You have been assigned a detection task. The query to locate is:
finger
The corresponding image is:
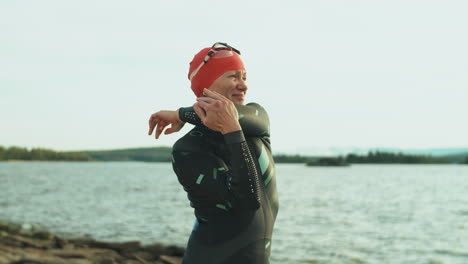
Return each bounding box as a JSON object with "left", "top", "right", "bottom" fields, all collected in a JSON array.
[
  {"left": 165, "top": 126, "right": 175, "bottom": 134},
  {"left": 157, "top": 122, "right": 168, "bottom": 138},
  {"left": 154, "top": 122, "right": 161, "bottom": 139},
  {"left": 204, "top": 89, "right": 227, "bottom": 100},
  {"left": 165, "top": 123, "right": 182, "bottom": 135},
  {"left": 214, "top": 100, "right": 223, "bottom": 107},
  {"left": 193, "top": 104, "right": 207, "bottom": 120},
  {"left": 148, "top": 117, "right": 159, "bottom": 135},
  {"left": 197, "top": 96, "right": 217, "bottom": 104},
  {"left": 155, "top": 121, "right": 168, "bottom": 139},
  {"left": 196, "top": 100, "right": 211, "bottom": 110},
  {"left": 210, "top": 90, "right": 230, "bottom": 103},
  {"left": 203, "top": 88, "right": 226, "bottom": 100}
]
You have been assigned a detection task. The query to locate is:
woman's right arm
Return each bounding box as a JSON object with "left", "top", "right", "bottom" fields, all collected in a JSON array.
[{"left": 179, "top": 103, "right": 270, "bottom": 137}]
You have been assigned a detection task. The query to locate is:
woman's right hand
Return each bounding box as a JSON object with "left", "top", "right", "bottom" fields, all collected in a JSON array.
[
  {"left": 194, "top": 89, "right": 241, "bottom": 134},
  {"left": 148, "top": 110, "right": 185, "bottom": 139}
]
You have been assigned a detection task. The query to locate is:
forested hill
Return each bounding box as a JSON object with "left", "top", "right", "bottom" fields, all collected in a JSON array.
[
  {"left": 83, "top": 148, "right": 468, "bottom": 164},
  {"left": 0, "top": 146, "right": 172, "bottom": 162},
  {"left": 1, "top": 145, "right": 468, "bottom": 164},
  {"left": 0, "top": 146, "right": 91, "bottom": 161},
  {"left": 83, "top": 147, "right": 172, "bottom": 162}
]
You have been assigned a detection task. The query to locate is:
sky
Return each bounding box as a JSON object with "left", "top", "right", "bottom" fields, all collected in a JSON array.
[{"left": 1, "top": 0, "right": 467, "bottom": 155}]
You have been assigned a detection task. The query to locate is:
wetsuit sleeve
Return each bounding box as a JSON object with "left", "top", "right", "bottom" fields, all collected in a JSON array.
[
  {"left": 179, "top": 103, "right": 270, "bottom": 137},
  {"left": 172, "top": 131, "right": 261, "bottom": 210}
]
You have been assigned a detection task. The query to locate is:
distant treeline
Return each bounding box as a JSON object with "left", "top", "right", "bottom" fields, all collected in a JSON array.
[
  {"left": 2, "top": 145, "right": 468, "bottom": 164},
  {"left": 83, "top": 147, "right": 172, "bottom": 162},
  {"left": 275, "top": 151, "right": 462, "bottom": 164},
  {"left": 0, "top": 146, "right": 91, "bottom": 161},
  {"left": 306, "top": 156, "right": 349, "bottom": 166},
  {"left": 0, "top": 146, "right": 172, "bottom": 162},
  {"left": 345, "top": 151, "right": 450, "bottom": 164},
  {"left": 274, "top": 151, "right": 468, "bottom": 166}
]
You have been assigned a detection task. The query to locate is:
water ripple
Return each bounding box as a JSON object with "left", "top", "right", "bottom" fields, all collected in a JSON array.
[{"left": 2, "top": 162, "right": 468, "bottom": 263}]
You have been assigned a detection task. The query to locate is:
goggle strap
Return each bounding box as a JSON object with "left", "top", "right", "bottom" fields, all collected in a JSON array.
[
  {"left": 189, "top": 61, "right": 205, "bottom": 80},
  {"left": 189, "top": 52, "right": 217, "bottom": 80},
  {"left": 190, "top": 44, "right": 241, "bottom": 81},
  {"left": 204, "top": 51, "right": 215, "bottom": 63}
]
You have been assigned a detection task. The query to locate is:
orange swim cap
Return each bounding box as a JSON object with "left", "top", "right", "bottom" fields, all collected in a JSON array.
[{"left": 188, "top": 45, "right": 245, "bottom": 97}]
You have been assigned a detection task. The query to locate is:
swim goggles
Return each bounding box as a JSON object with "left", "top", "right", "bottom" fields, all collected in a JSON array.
[{"left": 189, "top": 42, "right": 241, "bottom": 81}]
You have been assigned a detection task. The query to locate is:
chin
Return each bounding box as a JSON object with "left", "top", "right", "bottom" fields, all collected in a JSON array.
[
  {"left": 230, "top": 96, "right": 245, "bottom": 105},
  {"left": 234, "top": 99, "right": 244, "bottom": 105}
]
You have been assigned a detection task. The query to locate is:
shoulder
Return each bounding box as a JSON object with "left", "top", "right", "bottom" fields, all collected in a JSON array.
[
  {"left": 173, "top": 128, "right": 208, "bottom": 153},
  {"left": 245, "top": 102, "right": 270, "bottom": 122},
  {"left": 246, "top": 102, "right": 268, "bottom": 113},
  {"left": 246, "top": 102, "right": 265, "bottom": 109}
]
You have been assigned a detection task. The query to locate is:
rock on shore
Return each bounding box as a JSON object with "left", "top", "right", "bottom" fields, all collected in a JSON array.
[{"left": 0, "top": 221, "right": 184, "bottom": 264}]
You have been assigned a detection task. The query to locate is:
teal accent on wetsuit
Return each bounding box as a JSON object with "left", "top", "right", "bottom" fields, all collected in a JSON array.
[{"left": 172, "top": 103, "right": 279, "bottom": 264}]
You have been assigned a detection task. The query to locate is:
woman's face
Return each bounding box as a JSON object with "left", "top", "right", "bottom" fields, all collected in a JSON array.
[{"left": 208, "top": 70, "right": 248, "bottom": 105}]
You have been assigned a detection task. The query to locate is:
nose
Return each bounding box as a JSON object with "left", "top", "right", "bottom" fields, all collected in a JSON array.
[{"left": 238, "top": 78, "right": 248, "bottom": 92}]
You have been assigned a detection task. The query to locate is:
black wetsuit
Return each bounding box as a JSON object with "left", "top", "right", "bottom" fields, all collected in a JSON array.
[{"left": 172, "top": 103, "right": 279, "bottom": 264}]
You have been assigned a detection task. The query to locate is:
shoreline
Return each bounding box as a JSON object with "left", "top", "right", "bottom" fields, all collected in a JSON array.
[
  {"left": 2, "top": 160, "right": 466, "bottom": 165},
  {"left": 0, "top": 221, "right": 184, "bottom": 264}
]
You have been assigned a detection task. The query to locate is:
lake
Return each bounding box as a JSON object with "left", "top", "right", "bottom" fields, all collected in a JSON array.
[{"left": 1, "top": 162, "right": 467, "bottom": 264}]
